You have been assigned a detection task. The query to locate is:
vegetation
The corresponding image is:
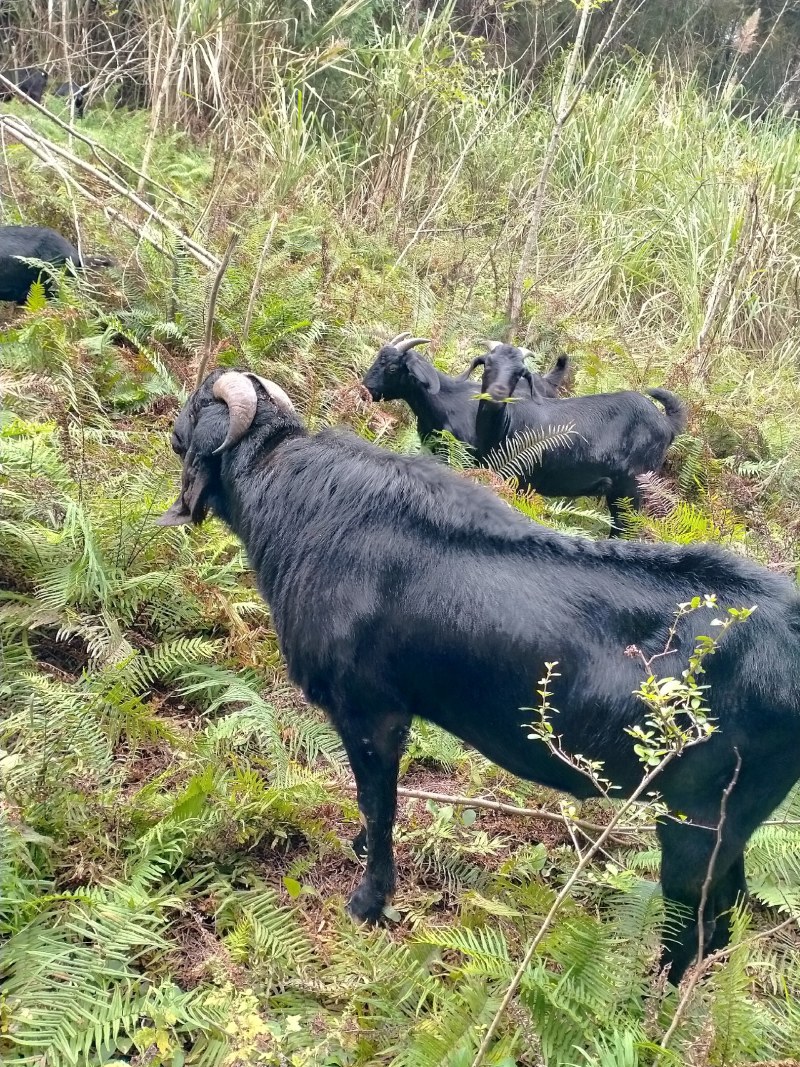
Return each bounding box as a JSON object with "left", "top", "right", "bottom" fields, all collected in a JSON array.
[{"left": 2, "top": 2, "right": 800, "bottom": 1064}]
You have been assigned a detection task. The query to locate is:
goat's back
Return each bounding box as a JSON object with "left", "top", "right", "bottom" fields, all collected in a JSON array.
[
  {"left": 479, "top": 389, "right": 677, "bottom": 489},
  {"left": 0, "top": 225, "right": 80, "bottom": 265},
  {"left": 237, "top": 429, "right": 800, "bottom": 798}
]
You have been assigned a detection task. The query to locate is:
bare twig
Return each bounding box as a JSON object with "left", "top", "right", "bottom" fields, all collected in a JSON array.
[
  {"left": 695, "top": 749, "right": 742, "bottom": 966},
  {"left": 0, "top": 73, "right": 193, "bottom": 207},
  {"left": 341, "top": 781, "right": 799, "bottom": 835},
  {"left": 470, "top": 751, "right": 684, "bottom": 1067},
  {"left": 342, "top": 781, "right": 636, "bottom": 836},
  {"left": 657, "top": 911, "right": 799, "bottom": 1059},
  {"left": 242, "top": 214, "right": 278, "bottom": 345},
  {"left": 657, "top": 749, "right": 745, "bottom": 1058},
  {"left": 0, "top": 115, "right": 220, "bottom": 270},
  {"left": 195, "top": 234, "right": 240, "bottom": 388}
]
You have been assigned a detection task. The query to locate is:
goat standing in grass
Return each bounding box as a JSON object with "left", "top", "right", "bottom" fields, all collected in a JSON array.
[
  {"left": 462, "top": 341, "right": 687, "bottom": 536},
  {"left": 157, "top": 367, "right": 800, "bottom": 983},
  {"left": 0, "top": 225, "right": 114, "bottom": 304},
  {"left": 0, "top": 67, "right": 48, "bottom": 104},
  {"left": 363, "top": 333, "right": 570, "bottom": 452}
]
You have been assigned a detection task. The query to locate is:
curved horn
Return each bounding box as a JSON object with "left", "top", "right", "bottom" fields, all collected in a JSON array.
[
  {"left": 395, "top": 336, "right": 431, "bottom": 354},
  {"left": 518, "top": 347, "right": 533, "bottom": 357},
  {"left": 456, "top": 355, "right": 486, "bottom": 381},
  {"left": 246, "top": 373, "right": 295, "bottom": 414},
  {"left": 387, "top": 331, "right": 411, "bottom": 347},
  {"left": 212, "top": 371, "right": 259, "bottom": 454},
  {"left": 483, "top": 339, "right": 501, "bottom": 352}
]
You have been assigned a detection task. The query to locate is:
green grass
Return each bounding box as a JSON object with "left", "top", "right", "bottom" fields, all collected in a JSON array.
[{"left": 2, "top": 18, "right": 800, "bottom": 1066}]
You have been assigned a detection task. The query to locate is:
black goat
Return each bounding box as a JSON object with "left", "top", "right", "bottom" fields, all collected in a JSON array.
[
  {"left": 0, "top": 67, "right": 48, "bottom": 104},
  {"left": 464, "top": 341, "right": 687, "bottom": 535},
  {"left": 0, "top": 225, "right": 114, "bottom": 304},
  {"left": 363, "top": 333, "right": 570, "bottom": 451},
  {"left": 53, "top": 81, "right": 87, "bottom": 119},
  {"left": 157, "top": 367, "right": 800, "bottom": 984}
]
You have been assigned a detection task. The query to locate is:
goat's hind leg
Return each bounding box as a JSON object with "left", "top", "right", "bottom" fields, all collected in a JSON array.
[
  {"left": 705, "top": 852, "right": 748, "bottom": 954},
  {"left": 657, "top": 816, "right": 748, "bottom": 983},
  {"left": 607, "top": 478, "right": 641, "bottom": 538},
  {"left": 333, "top": 707, "right": 411, "bottom": 924}
]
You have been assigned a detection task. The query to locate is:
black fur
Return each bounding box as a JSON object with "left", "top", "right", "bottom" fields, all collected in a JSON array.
[
  {"left": 362, "top": 343, "right": 570, "bottom": 451},
  {"left": 0, "top": 66, "right": 48, "bottom": 104},
  {"left": 0, "top": 225, "right": 114, "bottom": 304},
  {"left": 473, "top": 344, "right": 688, "bottom": 536},
  {"left": 160, "top": 368, "right": 800, "bottom": 983},
  {"left": 53, "top": 81, "right": 87, "bottom": 119}
]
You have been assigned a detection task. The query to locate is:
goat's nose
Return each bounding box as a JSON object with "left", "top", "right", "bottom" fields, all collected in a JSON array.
[{"left": 489, "top": 384, "right": 509, "bottom": 401}]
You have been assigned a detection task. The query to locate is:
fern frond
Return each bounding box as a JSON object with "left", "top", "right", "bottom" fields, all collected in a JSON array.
[{"left": 487, "top": 423, "right": 578, "bottom": 482}]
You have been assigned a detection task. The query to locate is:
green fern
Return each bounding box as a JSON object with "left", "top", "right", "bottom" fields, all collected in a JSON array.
[{"left": 486, "top": 424, "right": 578, "bottom": 483}]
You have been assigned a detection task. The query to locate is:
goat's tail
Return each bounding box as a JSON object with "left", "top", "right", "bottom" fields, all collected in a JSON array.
[
  {"left": 647, "top": 388, "right": 688, "bottom": 436},
  {"left": 544, "top": 353, "right": 571, "bottom": 391}
]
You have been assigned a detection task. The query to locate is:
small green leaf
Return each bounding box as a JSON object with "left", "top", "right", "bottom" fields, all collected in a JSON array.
[
  {"left": 461, "top": 808, "right": 477, "bottom": 826},
  {"left": 283, "top": 876, "right": 302, "bottom": 899},
  {"left": 24, "top": 278, "right": 48, "bottom": 311}
]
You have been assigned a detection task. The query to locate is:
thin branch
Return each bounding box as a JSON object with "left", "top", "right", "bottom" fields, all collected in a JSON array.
[
  {"left": 242, "top": 214, "right": 278, "bottom": 345},
  {"left": 470, "top": 750, "right": 683, "bottom": 1067},
  {"left": 342, "top": 781, "right": 799, "bottom": 834},
  {"left": 0, "top": 115, "right": 220, "bottom": 270},
  {"left": 368, "top": 782, "right": 634, "bottom": 836},
  {"left": 195, "top": 234, "right": 240, "bottom": 388},
  {"left": 695, "top": 748, "right": 742, "bottom": 966},
  {"left": 0, "top": 73, "right": 193, "bottom": 207},
  {"left": 657, "top": 911, "right": 799, "bottom": 1059},
  {"left": 658, "top": 749, "right": 745, "bottom": 1058}
]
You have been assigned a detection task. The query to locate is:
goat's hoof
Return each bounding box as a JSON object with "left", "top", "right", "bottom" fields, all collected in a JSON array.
[{"left": 347, "top": 883, "right": 387, "bottom": 925}]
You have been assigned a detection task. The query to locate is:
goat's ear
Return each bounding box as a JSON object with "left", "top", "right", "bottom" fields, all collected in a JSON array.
[
  {"left": 156, "top": 449, "right": 213, "bottom": 526},
  {"left": 456, "top": 355, "right": 485, "bottom": 381},
  {"left": 522, "top": 368, "right": 535, "bottom": 397},
  {"left": 408, "top": 352, "right": 440, "bottom": 394}
]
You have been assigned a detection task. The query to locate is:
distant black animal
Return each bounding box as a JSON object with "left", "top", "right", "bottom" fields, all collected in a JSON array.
[
  {"left": 53, "top": 81, "right": 86, "bottom": 119},
  {"left": 362, "top": 333, "right": 570, "bottom": 451},
  {"left": 157, "top": 367, "right": 800, "bottom": 984},
  {"left": 463, "top": 341, "right": 687, "bottom": 535},
  {"left": 0, "top": 225, "right": 114, "bottom": 304},
  {"left": 0, "top": 67, "right": 48, "bottom": 104}
]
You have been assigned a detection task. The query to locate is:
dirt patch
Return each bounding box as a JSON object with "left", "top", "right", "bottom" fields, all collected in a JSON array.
[{"left": 30, "top": 628, "right": 90, "bottom": 676}]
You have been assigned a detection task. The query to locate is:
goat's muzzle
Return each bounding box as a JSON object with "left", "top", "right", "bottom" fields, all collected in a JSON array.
[{"left": 155, "top": 497, "right": 192, "bottom": 526}]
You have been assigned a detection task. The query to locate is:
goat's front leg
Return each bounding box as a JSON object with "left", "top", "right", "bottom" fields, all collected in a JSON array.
[{"left": 334, "top": 709, "right": 410, "bottom": 923}]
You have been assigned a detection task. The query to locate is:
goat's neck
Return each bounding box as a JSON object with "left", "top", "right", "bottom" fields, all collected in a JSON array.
[
  {"left": 405, "top": 374, "right": 470, "bottom": 437},
  {"left": 213, "top": 426, "right": 303, "bottom": 550},
  {"left": 474, "top": 397, "right": 511, "bottom": 457}
]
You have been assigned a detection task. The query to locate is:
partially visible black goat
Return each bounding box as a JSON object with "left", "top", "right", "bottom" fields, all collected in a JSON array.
[
  {"left": 464, "top": 341, "right": 687, "bottom": 535},
  {"left": 157, "top": 367, "right": 800, "bottom": 984},
  {"left": 0, "top": 225, "right": 114, "bottom": 304},
  {"left": 363, "top": 333, "right": 570, "bottom": 451},
  {"left": 53, "top": 81, "right": 87, "bottom": 119},
  {"left": 0, "top": 67, "right": 48, "bottom": 104}
]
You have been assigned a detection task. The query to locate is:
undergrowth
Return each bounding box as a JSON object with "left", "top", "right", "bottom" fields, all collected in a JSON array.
[{"left": 2, "top": 7, "right": 800, "bottom": 1065}]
